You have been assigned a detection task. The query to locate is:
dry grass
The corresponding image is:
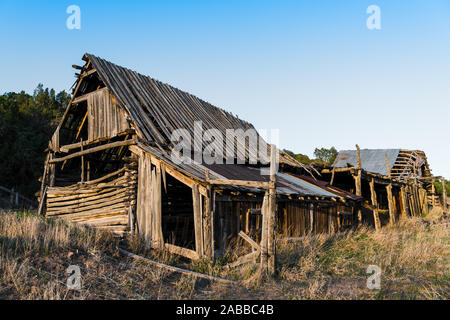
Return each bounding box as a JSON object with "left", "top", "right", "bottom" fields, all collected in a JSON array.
[{"left": 0, "top": 210, "right": 448, "bottom": 300}]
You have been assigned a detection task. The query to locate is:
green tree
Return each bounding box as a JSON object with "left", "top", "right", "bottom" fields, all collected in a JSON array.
[
  {"left": 434, "top": 178, "right": 450, "bottom": 196},
  {"left": 283, "top": 149, "right": 313, "bottom": 165},
  {"left": 313, "top": 147, "right": 338, "bottom": 166},
  {"left": 0, "top": 85, "right": 69, "bottom": 198}
]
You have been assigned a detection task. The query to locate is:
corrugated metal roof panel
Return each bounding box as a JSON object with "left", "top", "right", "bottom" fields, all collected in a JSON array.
[{"left": 333, "top": 149, "right": 400, "bottom": 176}]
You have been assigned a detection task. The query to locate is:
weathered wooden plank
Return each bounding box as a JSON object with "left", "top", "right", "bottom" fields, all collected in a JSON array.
[
  {"left": 50, "top": 139, "right": 136, "bottom": 163},
  {"left": 164, "top": 243, "right": 199, "bottom": 260},
  {"left": 119, "top": 249, "right": 236, "bottom": 284},
  {"left": 369, "top": 178, "right": 381, "bottom": 230},
  {"left": 192, "top": 184, "right": 203, "bottom": 257}
]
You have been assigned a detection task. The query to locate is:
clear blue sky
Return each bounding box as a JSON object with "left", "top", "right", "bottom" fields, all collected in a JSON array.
[{"left": 1, "top": 0, "right": 449, "bottom": 177}]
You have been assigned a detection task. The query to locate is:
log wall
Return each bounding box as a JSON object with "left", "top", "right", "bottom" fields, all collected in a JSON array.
[{"left": 45, "top": 165, "right": 137, "bottom": 236}]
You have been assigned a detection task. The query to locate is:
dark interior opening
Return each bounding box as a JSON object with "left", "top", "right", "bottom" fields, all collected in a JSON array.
[{"left": 161, "top": 174, "right": 195, "bottom": 250}]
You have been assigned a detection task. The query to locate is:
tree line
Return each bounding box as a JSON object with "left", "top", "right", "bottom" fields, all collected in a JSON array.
[{"left": 0, "top": 85, "right": 70, "bottom": 198}]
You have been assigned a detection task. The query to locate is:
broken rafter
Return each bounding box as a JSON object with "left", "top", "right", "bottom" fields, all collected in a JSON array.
[{"left": 49, "top": 139, "right": 137, "bottom": 164}]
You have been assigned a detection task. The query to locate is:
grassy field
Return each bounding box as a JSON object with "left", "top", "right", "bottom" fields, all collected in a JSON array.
[{"left": 0, "top": 210, "right": 448, "bottom": 300}]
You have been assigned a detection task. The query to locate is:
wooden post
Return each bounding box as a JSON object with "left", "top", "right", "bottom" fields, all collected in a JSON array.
[
  {"left": 38, "top": 153, "right": 50, "bottom": 216},
  {"left": 245, "top": 210, "right": 250, "bottom": 234},
  {"left": 87, "top": 161, "right": 91, "bottom": 182},
  {"left": 309, "top": 203, "right": 314, "bottom": 234},
  {"left": 260, "top": 191, "right": 269, "bottom": 271},
  {"left": 385, "top": 153, "right": 395, "bottom": 225},
  {"left": 129, "top": 206, "right": 134, "bottom": 240},
  {"left": 267, "top": 144, "right": 277, "bottom": 276},
  {"left": 431, "top": 182, "right": 436, "bottom": 208},
  {"left": 442, "top": 178, "right": 448, "bottom": 213},
  {"left": 354, "top": 144, "right": 362, "bottom": 223},
  {"left": 203, "top": 186, "right": 214, "bottom": 261},
  {"left": 152, "top": 166, "right": 163, "bottom": 249},
  {"left": 49, "top": 153, "right": 55, "bottom": 187},
  {"left": 192, "top": 184, "right": 204, "bottom": 258},
  {"left": 400, "top": 186, "right": 408, "bottom": 218},
  {"left": 356, "top": 144, "right": 362, "bottom": 169},
  {"left": 80, "top": 139, "right": 85, "bottom": 183},
  {"left": 369, "top": 178, "right": 381, "bottom": 230}
]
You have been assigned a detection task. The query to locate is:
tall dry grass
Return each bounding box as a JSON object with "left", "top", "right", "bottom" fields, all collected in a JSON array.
[
  {"left": 0, "top": 211, "right": 218, "bottom": 299},
  {"left": 0, "top": 210, "right": 448, "bottom": 300}
]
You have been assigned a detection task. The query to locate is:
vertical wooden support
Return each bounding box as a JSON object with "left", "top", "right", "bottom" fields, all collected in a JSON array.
[
  {"left": 129, "top": 206, "right": 134, "bottom": 240},
  {"left": 38, "top": 153, "right": 50, "bottom": 216},
  {"left": 420, "top": 188, "right": 429, "bottom": 215},
  {"left": 309, "top": 203, "right": 314, "bottom": 234},
  {"left": 328, "top": 208, "right": 335, "bottom": 233},
  {"left": 431, "top": 182, "right": 436, "bottom": 208},
  {"left": 80, "top": 139, "right": 85, "bottom": 183},
  {"left": 369, "top": 178, "right": 381, "bottom": 230},
  {"left": 151, "top": 165, "right": 163, "bottom": 249},
  {"left": 267, "top": 144, "right": 277, "bottom": 276},
  {"left": 386, "top": 184, "right": 395, "bottom": 224},
  {"left": 400, "top": 186, "right": 408, "bottom": 218},
  {"left": 245, "top": 210, "right": 250, "bottom": 234},
  {"left": 442, "top": 178, "right": 448, "bottom": 213},
  {"left": 283, "top": 207, "right": 288, "bottom": 236},
  {"left": 355, "top": 144, "right": 363, "bottom": 223},
  {"left": 385, "top": 153, "right": 395, "bottom": 225},
  {"left": 49, "top": 153, "right": 55, "bottom": 187},
  {"left": 144, "top": 156, "right": 152, "bottom": 244},
  {"left": 203, "top": 185, "right": 214, "bottom": 261},
  {"left": 260, "top": 191, "right": 269, "bottom": 270},
  {"left": 192, "top": 184, "right": 204, "bottom": 258},
  {"left": 87, "top": 161, "right": 91, "bottom": 181}
]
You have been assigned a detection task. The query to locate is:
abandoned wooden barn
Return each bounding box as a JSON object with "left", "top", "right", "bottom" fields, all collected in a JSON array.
[
  {"left": 38, "top": 54, "right": 361, "bottom": 267},
  {"left": 319, "top": 146, "right": 445, "bottom": 230}
]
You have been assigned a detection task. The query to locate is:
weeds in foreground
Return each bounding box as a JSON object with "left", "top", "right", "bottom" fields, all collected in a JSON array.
[{"left": 0, "top": 210, "right": 448, "bottom": 299}]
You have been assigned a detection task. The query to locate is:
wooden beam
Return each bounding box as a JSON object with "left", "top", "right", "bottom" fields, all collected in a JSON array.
[
  {"left": 164, "top": 243, "right": 199, "bottom": 261},
  {"left": 385, "top": 153, "right": 395, "bottom": 225},
  {"left": 50, "top": 139, "right": 136, "bottom": 163},
  {"left": 386, "top": 184, "right": 395, "bottom": 225},
  {"left": 267, "top": 144, "right": 277, "bottom": 276},
  {"left": 152, "top": 165, "right": 163, "bottom": 249},
  {"left": 443, "top": 178, "right": 448, "bottom": 212},
  {"left": 309, "top": 203, "right": 314, "bottom": 234},
  {"left": 369, "top": 178, "right": 381, "bottom": 230},
  {"left": 356, "top": 144, "right": 362, "bottom": 169},
  {"left": 192, "top": 184, "right": 204, "bottom": 258},
  {"left": 322, "top": 167, "right": 357, "bottom": 174},
  {"left": 259, "top": 191, "right": 269, "bottom": 272},
  {"left": 119, "top": 249, "right": 235, "bottom": 284},
  {"left": 238, "top": 231, "right": 260, "bottom": 252},
  {"left": 208, "top": 179, "right": 270, "bottom": 189},
  {"left": 226, "top": 251, "right": 259, "bottom": 269},
  {"left": 203, "top": 186, "right": 214, "bottom": 260}
]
